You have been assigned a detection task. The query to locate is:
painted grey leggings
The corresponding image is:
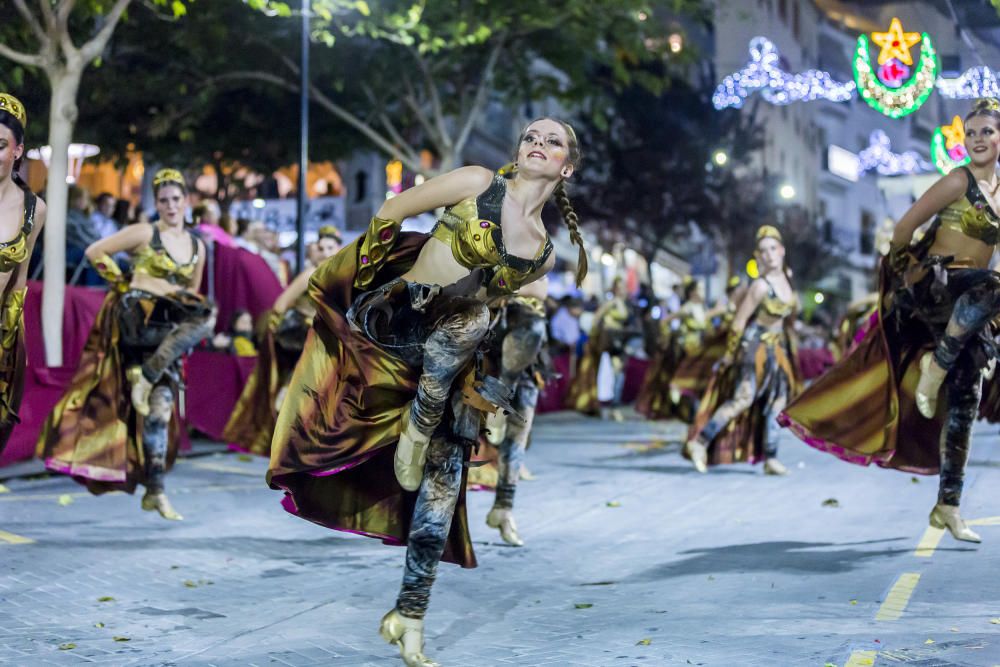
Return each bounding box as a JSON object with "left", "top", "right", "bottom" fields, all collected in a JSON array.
[
  {"left": 397, "top": 301, "right": 490, "bottom": 619},
  {"left": 494, "top": 315, "right": 546, "bottom": 511},
  {"left": 143, "top": 385, "right": 174, "bottom": 493},
  {"left": 140, "top": 311, "right": 216, "bottom": 384},
  {"left": 921, "top": 268, "right": 999, "bottom": 506}
]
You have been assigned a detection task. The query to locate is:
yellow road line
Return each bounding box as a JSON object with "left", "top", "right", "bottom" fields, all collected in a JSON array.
[
  {"left": 914, "top": 526, "right": 944, "bottom": 557},
  {"left": 0, "top": 529, "right": 35, "bottom": 544},
  {"left": 844, "top": 650, "right": 877, "bottom": 667},
  {"left": 875, "top": 572, "right": 921, "bottom": 621},
  {"left": 186, "top": 461, "right": 263, "bottom": 477},
  {"left": 968, "top": 516, "right": 1000, "bottom": 526}
]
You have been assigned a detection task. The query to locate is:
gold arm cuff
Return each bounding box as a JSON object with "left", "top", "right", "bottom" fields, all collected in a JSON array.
[
  {"left": 91, "top": 253, "right": 127, "bottom": 290},
  {"left": 354, "top": 216, "right": 401, "bottom": 289},
  {"left": 725, "top": 329, "right": 742, "bottom": 357}
]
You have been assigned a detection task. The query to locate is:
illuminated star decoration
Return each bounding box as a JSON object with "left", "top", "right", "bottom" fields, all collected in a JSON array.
[
  {"left": 871, "top": 17, "right": 921, "bottom": 66},
  {"left": 711, "top": 37, "right": 855, "bottom": 109},
  {"left": 857, "top": 130, "right": 934, "bottom": 177},
  {"left": 931, "top": 116, "right": 971, "bottom": 175},
  {"left": 853, "top": 18, "right": 938, "bottom": 118}
]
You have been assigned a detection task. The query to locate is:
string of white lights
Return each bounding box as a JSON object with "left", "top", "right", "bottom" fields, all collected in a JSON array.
[{"left": 856, "top": 130, "right": 934, "bottom": 176}]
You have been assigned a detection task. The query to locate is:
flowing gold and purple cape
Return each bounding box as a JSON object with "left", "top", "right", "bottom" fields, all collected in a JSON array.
[
  {"left": 266, "top": 232, "right": 477, "bottom": 569},
  {"left": 36, "top": 292, "right": 181, "bottom": 494},
  {"left": 671, "top": 327, "right": 727, "bottom": 402},
  {"left": 222, "top": 314, "right": 284, "bottom": 456},
  {"left": 778, "top": 266, "right": 942, "bottom": 474},
  {"left": 0, "top": 287, "right": 26, "bottom": 455},
  {"left": 689, "top": 331, "right": 800, "bottom": 465}
]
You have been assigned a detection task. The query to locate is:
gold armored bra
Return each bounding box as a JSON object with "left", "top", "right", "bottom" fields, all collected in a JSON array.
[
  {"left": 0, "top": 191, "right": 36, "bottom": 274},
  {"left": 760, "top": 278, "right": 795, "bottom": 318},
  {"left": 431, "top": 172, "right": 553, "bottom": 295},
  {"left": 131, "top": 224, "right": 199, "bottom": 286},
  {"left": 938, "top": 166, "right": 1000, "bottom": 245}
]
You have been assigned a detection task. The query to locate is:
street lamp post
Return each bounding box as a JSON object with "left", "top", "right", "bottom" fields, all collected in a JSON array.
[{"left": 296, "top": 0, "right": 310, "bottom": 273}]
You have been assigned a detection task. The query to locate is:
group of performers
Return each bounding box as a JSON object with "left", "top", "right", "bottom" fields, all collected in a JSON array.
[{"left": 3, "top": 85, "right": 999, "bottom": 665}]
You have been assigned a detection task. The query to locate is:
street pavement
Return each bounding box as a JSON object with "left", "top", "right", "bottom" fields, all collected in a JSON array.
[{"left": 2, "top": 410, "right": 1000, "bottom": 667}]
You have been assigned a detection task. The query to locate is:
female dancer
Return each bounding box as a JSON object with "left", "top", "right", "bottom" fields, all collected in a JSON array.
[
  {"left": 567, "top": 277, "right": 633, "bottom": 419},
  {"left": 267, "top": 118, "right": 584, "bottom": 666},
  {"left": 781, "top": 99, "right": 1000, "bottom": 542},
  {"left": 685, "top": 226, "right": 799, "bottom": 475},
  {"left": 39, "top": 169, "right": 214, "bottom": 520},
  {"left": 223, "top": 225, "right": 342, "bottom": 456},
  {"left": 0, "top": 93, "right": 44, "bottom": 455}
]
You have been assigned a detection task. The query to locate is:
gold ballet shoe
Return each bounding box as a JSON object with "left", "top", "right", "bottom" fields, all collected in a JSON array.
[
  {"left": 519, "top": 464, "right": 535, "bottom": 481},
  {"left": 611, "top": 408, "right": 625, "bottom": 423},
  {"left": 127, "top": 366, "right": 153, "bottom": 417},
  {"left": 395, "top": 407, "right": 430, "bottom": 492},
  {"left": 379, "top": 608, "right": 440, "bottom": 667},
  {"left": 684, "top": 439, "right": 708, "bottom": 473},
  {"left": 929, "top": 504, "right": 981, "bottom": 543},
  {"left": 484, "top": 409, "right": 507, "bottom": 446},
  {"left": 916, "top": 353, "right": 946, "bottom": 419},
  {"left": 141, "top": 491, "right": 184, "bottom": 521},
  {"left": 763, "top": 458, "right": 789, "bottom": 476},
  {"left": 486, "top": 507, "right": 524, "bottom": 547}
]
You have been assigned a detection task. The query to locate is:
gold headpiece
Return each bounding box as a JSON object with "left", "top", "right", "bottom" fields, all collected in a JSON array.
[
  {"left": 756, "top": 225, "right": 783, "bottom": 242},
  {"left": 973, "top": 97, "right": 1000, "bottom": 113},
  {"left": 681, "top": 275, "right": 695, "bottom": 287},
  {"left": 318, "top": 225, "right": 341, "bottom": 242},
  {"left": 0, "top": 93, "right": 27, "bottom": 130},
  {"left": 153, "top": 168, "right": 185, "bottom": 189}
]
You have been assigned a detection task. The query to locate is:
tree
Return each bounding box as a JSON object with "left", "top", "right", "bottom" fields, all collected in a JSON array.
[
  {"left": 0, "top": 0, "right": 188, "bottom": 365},
  {"left": 220, "top": 0, "right": 707, "bottom": 175},
  {"left": 67, "top": 0, "right": 368, "bottom": 205}
]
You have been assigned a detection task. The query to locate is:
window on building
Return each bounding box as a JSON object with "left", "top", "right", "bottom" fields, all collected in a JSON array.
[
  {"left": 778, "top": 0, "right": 787, "bottom": 23},
  {"left": 793, "top": 0, "right": 800, "bottom": 39},
  {"left": 860, "top": 210, "right": 875, "bottom": 255}
]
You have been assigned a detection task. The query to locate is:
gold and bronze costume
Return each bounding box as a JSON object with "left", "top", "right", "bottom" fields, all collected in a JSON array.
[{"left": 567, "top": 298, "right": 632, "bottom": 415}]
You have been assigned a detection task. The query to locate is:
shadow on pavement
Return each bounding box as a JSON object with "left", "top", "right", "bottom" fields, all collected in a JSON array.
[{"left": 630, "top": 538, "right": 911, "bottom": 580}]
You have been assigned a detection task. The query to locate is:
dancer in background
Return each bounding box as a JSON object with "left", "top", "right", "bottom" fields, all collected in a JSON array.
[
  {"left": 781, "top": 99, "right": 1000, "bottom": 543},
  {"left": 267, "top": 118, "right": 584, "bottom": 667},
  {"left": 39, "top": 169, "right": 214, "bottom": 520},
  {"left": 685, "top": 226, "right": 799, "bottom": 475},
  {"left": 0, "top": 93, "right": 44, "bottom": 455},
  {"left": 474, "top": 277, "right": 551, "bottom": 546},
  {"left": 637, "top": 278, "right": 726, "bottom": 422},
  {"left": 567, "top": 277, "right": 635, "bottom": 420},
  {"left": 223, "top": 225, "right": 342, "bottom": 456}
]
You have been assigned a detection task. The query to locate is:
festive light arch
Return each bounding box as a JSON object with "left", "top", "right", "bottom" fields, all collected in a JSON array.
[{"left": 714, "top": 19, "right": 992, "bottom": 113}]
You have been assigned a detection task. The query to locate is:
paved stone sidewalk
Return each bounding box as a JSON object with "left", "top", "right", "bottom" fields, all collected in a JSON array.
[{"left": 2, "top": 411, "right": 999, "bottom": 666}]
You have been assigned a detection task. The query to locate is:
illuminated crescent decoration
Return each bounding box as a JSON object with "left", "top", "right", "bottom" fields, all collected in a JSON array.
[{"left": 853, "top": 26, "right": 938, "bottom": 118}]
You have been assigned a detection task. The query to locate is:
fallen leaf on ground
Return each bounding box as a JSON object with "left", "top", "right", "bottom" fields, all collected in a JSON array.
[
  {"left": 58, "top": 643, "right": 76, "bottom": 650},
  {"left": 924, "top": 638, "right": 934, "bottom": 644},
  {"left": 606, "top": 501, "right": 621, "bottom": 508},
  {"left": 707, "top": 575, "right": 715, "bottom": 581},
  {"left": 183, "top": 580, "right": 198, "bottom": 588},
  {"left": 170, "top": 565, "right": 180, "bottom": 570},
  {"left": 94, "top": 622, "right": 104, "bottom": 628},
  {"left": 0, "top": 483, "right": 9, "bottom": 493},
  {"left": 636, "top": 638, "right": 652, "bottom": 645},
  {"left": 58, "top": 494, "right": 74, "bottom": 506},
  {"left": 950, "top": 627, "right": 959, "bottom": 632},
  {"left": 849, "top": 599, "right": 858, "bottom": 605},
  {"left": 97, "top": 596, "right": 115, "bottom": 602},
  {"left": 911, "top": 477, "right": 920, "bottom": 483},
  {"left": 237, "top": 454, "right": 253, "bottom": 462},
  {"left": 113, "top": 636, "right": 130, "bottom": 642},
  {"left": 990, "top": 618, "right": 1000, "bottom": 624},
  {"left": 574, "top": 603, "right": 593, "bottom": 609},
  {"left": 822, "top": 498, "right": 840, "bottom": 508}
]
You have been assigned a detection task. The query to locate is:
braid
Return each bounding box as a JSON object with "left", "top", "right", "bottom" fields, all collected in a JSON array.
[{"left": 555, "top": 180, "right": 587, "bottom": 286}]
